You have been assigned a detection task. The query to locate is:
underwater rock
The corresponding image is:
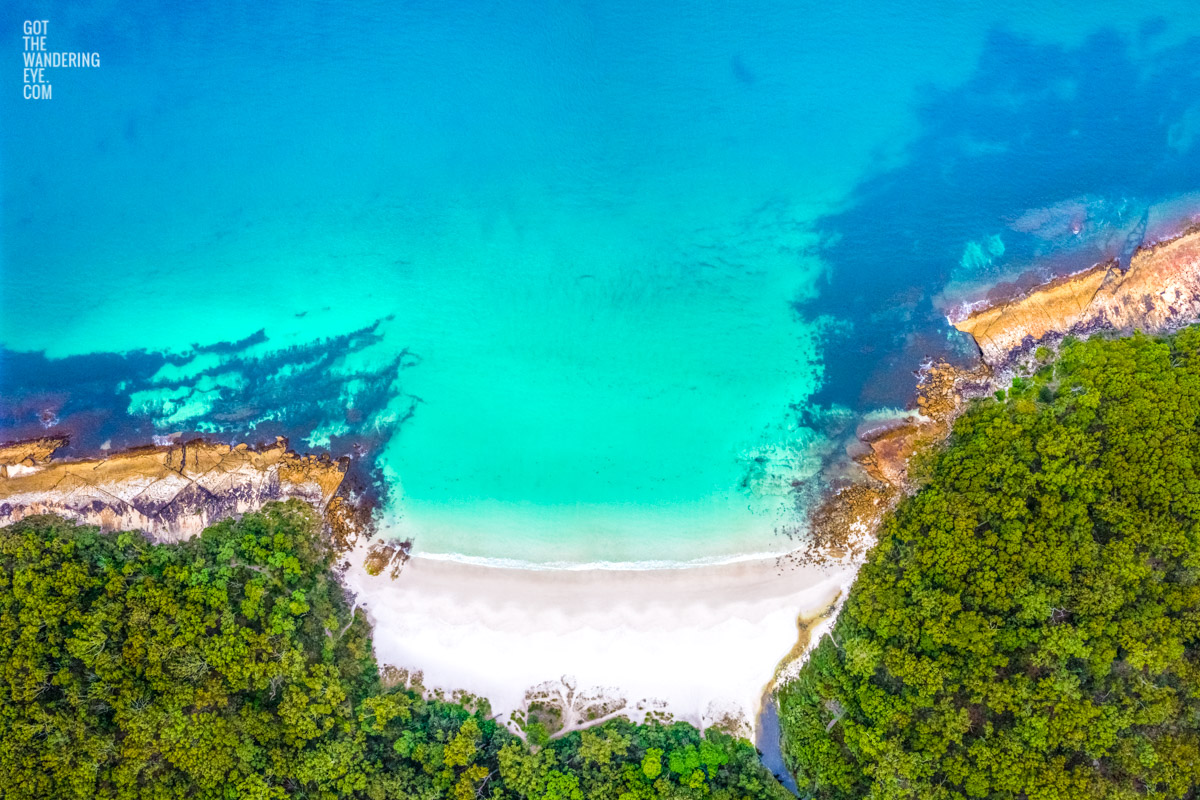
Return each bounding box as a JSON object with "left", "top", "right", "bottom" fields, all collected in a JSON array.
[
  {"left": 0, "top": 436, "right": 360, "bottom": 544},
  {"left": 955, "top": 225, "right": 1200, "bottom": 365}
]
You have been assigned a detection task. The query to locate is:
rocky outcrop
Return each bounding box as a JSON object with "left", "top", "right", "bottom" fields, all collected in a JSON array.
[
  {"left": 0, "top": 437, "right": 351, "bottom": 542},
  {"left": 808, "top": 226, "right": 1200, "bottom": 567},
  {"left": 0, "top": 437, "right": 69, "bottom": 473},
  {"left": 801, "top": 361, "right": 991, "bottom": 566},
  {"left": 955, "top": 226, "right": 1200, "bottom": 365},
  {"left": 854, "top": 361, "right": 990, "bottom": 490}
]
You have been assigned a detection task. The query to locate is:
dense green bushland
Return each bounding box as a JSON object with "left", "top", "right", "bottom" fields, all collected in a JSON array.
[
  {"left": 0, "top": 502, "right": 788, "bottom": 800},
  {"left": 779, "top": 329, "right": 1200, "bottom": 799}
]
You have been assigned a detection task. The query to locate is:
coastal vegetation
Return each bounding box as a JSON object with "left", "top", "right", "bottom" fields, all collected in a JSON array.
[
  {"left": 779, "top": 328, "right": 1200, "bottom": 798},
  {"left": 0, "top": 503, "right": 789, "bottom": 800},
  {"left": 11, "top": 313, "right": 1200, "bottom": 800}
]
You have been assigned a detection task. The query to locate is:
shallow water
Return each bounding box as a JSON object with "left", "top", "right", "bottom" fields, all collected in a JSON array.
[{"left": 4, "top": 1, "right": 1200, "bottom": 564}]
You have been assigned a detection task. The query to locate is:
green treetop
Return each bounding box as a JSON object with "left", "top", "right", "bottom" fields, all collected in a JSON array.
[
  {"left": 779, "top": 329, "right": 1200, "bottom": 799},
  {"left": 0, "top": 501, "right": 789, "bottom": 800}
]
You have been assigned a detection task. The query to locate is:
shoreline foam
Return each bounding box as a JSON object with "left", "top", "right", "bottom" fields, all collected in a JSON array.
[
  {"left": 404, "top": 546, "right": 802, "bottom": 572},
  {"left": 0, "top": 433, "right": 871, "bottom": 739},
  {"left": 16, "top": 226, "right": 1200, "bottom": 743},
  {"left": 954, "top": 224, "right": 1200, "bottom": 366},
  {"left": 343, "top": 220, "right": 1200, "bottom": 739},
  {"left": 340, "top": 545, "right": 862, "bottom": 738}
]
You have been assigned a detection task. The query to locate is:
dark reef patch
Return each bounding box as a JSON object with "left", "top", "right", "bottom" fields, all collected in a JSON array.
[
  {"left": 802, "top": 27, "right": 1200, "bottom": 410},
  {"left": 0, "top": 319, "right": 418, "bottom": 509}
]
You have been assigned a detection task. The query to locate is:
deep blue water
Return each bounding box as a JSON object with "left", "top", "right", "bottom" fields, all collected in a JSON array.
[{"left": 3, "top": 1, "right": 1200, "bottom": 563}]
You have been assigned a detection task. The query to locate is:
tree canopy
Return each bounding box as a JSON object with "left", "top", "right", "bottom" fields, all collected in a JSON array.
[
  {"left": 779, "top": 329, "right": 1200, "bottom": 799},
  {"left": 0, "top": 502, "right": 789, "bottom": 800}
]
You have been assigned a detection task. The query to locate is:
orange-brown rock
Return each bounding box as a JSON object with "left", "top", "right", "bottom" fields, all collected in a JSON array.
[
  {"left": 857, "top": 423, "right": 922, "bottom": 487},
  {"left": 806, "top": 360, "right": 991, "bottom": 565},
  {"left": 812, "top": 228, "right": 1200, "bottom": 565},
  {"left": 855, "top": 361, "right": 988, "bottom": 489},
  {"left": 955, "top": 226, "right": 1200, "bottom": 365},
  {"left": 0, "top": 437, "right": 69, "bottom": 474},
  {"left": 0, "top": 436, "right": 348, "bottom": 542},
  {"left": 363, "top": 539, "right": 409, "bottom": 579},
  {"left": 801, "top": 482, "right": 892, "bottom": 566}
]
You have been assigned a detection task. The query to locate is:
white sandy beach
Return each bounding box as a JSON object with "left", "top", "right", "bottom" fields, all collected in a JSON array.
[{"left": 341, "top": 547, "right": 861, "bottom": 736}]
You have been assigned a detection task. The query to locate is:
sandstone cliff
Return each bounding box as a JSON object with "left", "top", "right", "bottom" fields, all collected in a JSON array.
[
  {"left": 955, "top": 227, "right": 1200, "bottom": 365},
  {"left": 807, "top": 226, "right": 1200, "bottom": 567},
  {"left": 0, "top": 437, "right": 351, "bottom": 542}
]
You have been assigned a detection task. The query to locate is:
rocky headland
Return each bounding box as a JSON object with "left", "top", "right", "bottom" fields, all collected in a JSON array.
[
  {"left": 954, "top": 225, "right": 1200, "bottom": 366},
  {"left": 809, "top": 226, "right": 1200, "bottom": 566},
  {"left": 5, "top": 227, "right": 1199, "bottom": 753},
  {"left": 0, "top": 436, "right": 370, "bottom": 546}
]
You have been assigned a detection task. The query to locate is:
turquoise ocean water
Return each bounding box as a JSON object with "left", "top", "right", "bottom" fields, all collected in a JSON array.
[{"left": 4, "top": 1, "right": 1200, "bottom": 565}]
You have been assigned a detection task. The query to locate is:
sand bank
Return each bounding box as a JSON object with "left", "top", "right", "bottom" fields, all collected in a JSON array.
[{"left": 341, "top": 547, "right": 859, "bottom": 737}]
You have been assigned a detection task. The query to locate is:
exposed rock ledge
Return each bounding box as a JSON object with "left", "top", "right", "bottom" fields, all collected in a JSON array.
[
  {"left": 954, "top": 226, "right": 1200, "bottom": 365},
  {"left": 806, "top": 226, "right": 1200, "bottom": 567},
  {"left": 0, "top": 436, "right": 358, "bottom": 544},
  {"left": 801, "top": 359, "right": 992, "bottom": 567}
]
